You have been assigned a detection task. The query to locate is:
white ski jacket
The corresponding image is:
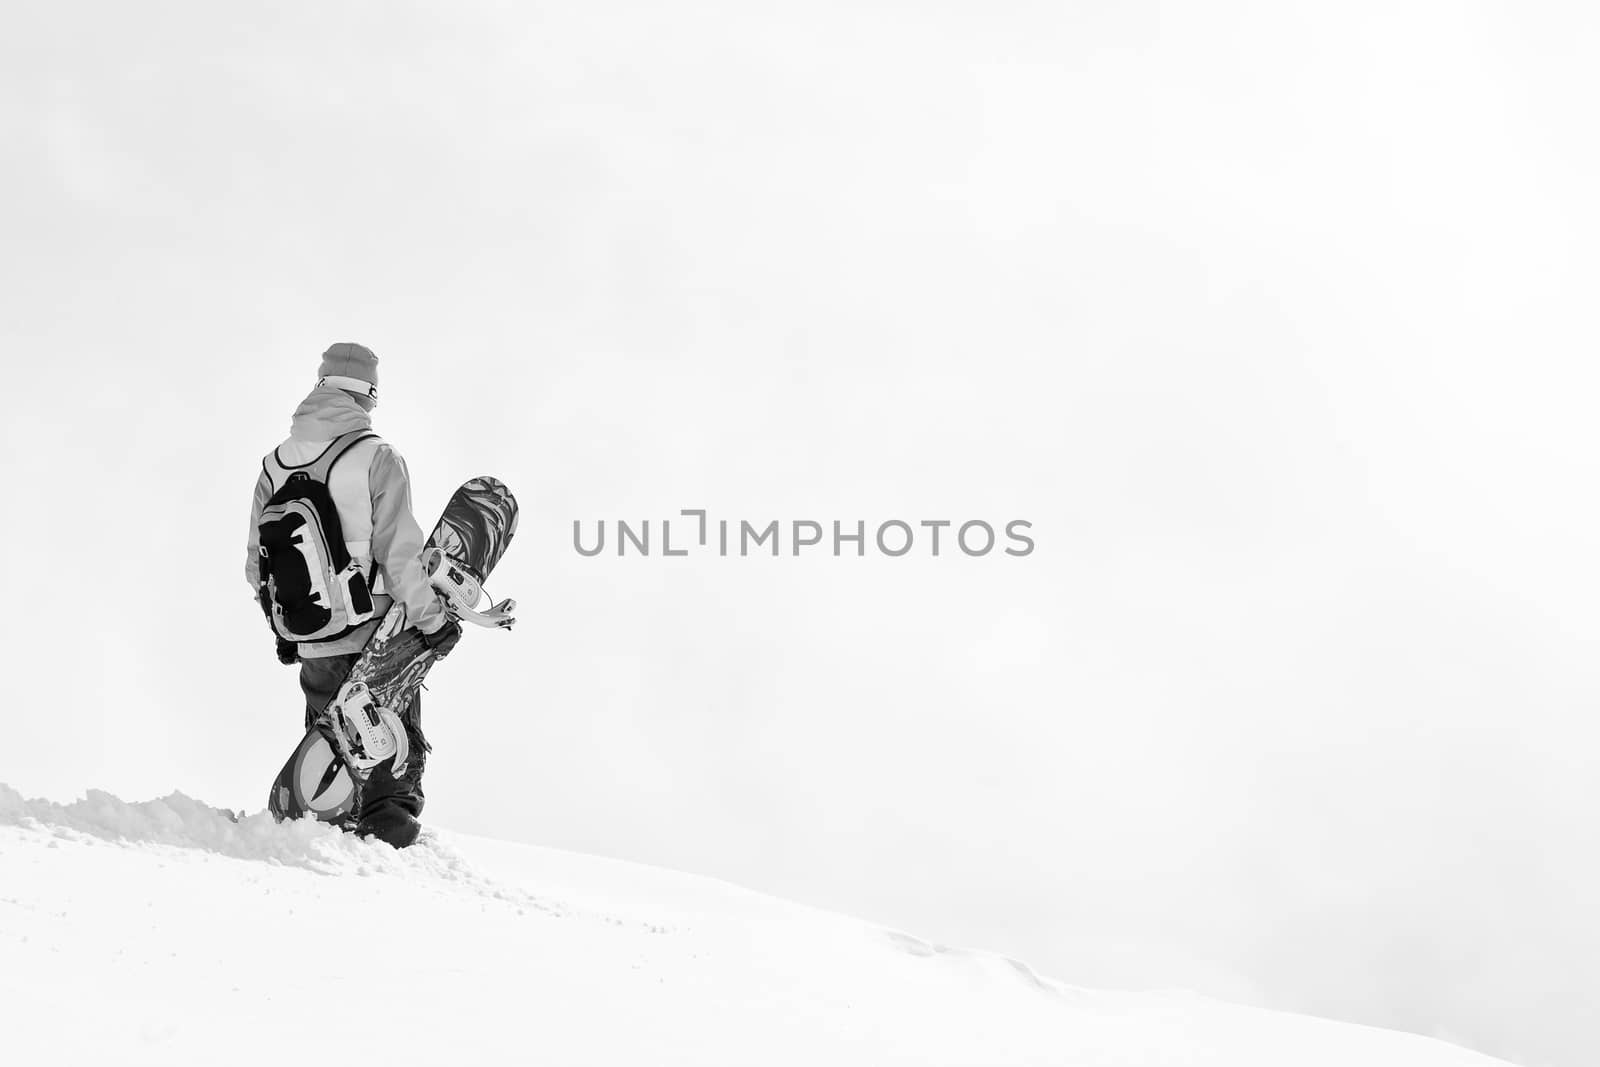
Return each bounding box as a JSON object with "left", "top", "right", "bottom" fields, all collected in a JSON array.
[{"left": 245, "top": 385, "right": 448, "bottom": 657}]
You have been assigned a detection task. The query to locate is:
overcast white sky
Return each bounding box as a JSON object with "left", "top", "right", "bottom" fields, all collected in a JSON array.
[{"left": 3, "top": 2, "right": 1598, "bottom": 1064}]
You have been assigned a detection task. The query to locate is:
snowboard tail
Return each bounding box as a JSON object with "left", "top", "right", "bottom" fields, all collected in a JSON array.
[{"left": 268, "top": 476, "right": 518, "bottom": 826}]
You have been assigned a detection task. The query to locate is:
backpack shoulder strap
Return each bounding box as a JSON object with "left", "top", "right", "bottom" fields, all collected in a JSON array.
[
  {"left": 262, "top": 450, "right": 294, "bottom": 494},
  {"left": 308, "top": 430, "right": 379, "bottom": 483}
]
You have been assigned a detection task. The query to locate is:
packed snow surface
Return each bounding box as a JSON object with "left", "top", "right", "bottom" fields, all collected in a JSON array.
[{"left": 0, "top": 785, "right": 1512, "bottom": 1067}]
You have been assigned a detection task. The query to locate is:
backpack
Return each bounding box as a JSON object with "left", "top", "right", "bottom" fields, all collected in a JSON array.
[{"left": 256, "top": 430, "right": 380, "bottom": 643}]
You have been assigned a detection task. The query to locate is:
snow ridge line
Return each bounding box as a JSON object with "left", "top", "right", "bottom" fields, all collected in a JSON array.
[
  {"left": 883, "top": 929, "right": 1084, "bottom": 1001},
  {"left": 0, "top": 783, "right": 585, "bottom": 923}
]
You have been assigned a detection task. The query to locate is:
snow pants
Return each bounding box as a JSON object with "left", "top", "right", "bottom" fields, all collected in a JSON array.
[{"left": 298, "top": 652, "right": 428, "bottom": 844}]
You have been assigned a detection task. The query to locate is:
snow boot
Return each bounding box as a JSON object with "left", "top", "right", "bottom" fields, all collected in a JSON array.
[
  {"left": 356, "top": 803, "right": 422, "bottom": 848},
  {"left": 355, "top": 755, "right": 425, "bottom": 848}
]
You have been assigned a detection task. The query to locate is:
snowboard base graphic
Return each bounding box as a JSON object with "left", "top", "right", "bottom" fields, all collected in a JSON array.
[{"left": 268, "top": 476, "right": 518, "bottom": 825}]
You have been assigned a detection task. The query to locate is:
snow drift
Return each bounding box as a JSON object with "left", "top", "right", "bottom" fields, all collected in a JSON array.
[{"left": 0, "top": 785, "right": 1512, "bottom": 1066}]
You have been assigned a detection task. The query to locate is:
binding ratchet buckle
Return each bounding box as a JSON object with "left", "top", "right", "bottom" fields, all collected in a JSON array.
[{"left": 423, "top": 547, "right": 517, "bottom": 630}]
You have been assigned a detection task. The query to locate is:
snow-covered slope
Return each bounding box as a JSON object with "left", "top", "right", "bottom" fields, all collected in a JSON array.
[{"left": 0, "top": 785, "right": 1510, "bottom": 1067}]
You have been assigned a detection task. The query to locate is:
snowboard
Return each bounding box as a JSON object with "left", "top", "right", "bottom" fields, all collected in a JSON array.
[{"left": 267, "top": 476, "right": 519, "bottom": 825}]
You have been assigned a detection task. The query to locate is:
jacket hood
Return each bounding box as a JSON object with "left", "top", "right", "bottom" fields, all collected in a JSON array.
[{"left": 289, "top": 384, "right": 373, "bottom": 441}]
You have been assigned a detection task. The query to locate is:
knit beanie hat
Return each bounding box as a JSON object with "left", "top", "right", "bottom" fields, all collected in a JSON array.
[{"left": 317, "top": 342, "right": 379, "bottom": 401}]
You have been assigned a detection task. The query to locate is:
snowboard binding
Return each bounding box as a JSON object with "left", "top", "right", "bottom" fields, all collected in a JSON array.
[
  {"left": 424, "top": 547, "right": 517, "bottom": 630},
  {"left": 326, "top": 680, "right": 410, "bottom": 777}
]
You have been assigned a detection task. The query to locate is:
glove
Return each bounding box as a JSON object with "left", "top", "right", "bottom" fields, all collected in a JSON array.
[
  {"left": 422, "top": 618, "right": 463, "bottom": 660},
  {"left": 259, "top": 586, "right": 297, "bottom": 664}
]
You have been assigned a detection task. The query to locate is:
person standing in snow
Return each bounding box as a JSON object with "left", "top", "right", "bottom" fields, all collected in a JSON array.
[{"left": 245, "top": 342, "right": 461, "bottom": 847}]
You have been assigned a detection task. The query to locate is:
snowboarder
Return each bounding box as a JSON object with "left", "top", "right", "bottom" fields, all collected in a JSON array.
[{"left": 245, "top": 342, "right": 461, "bottom": 847}]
